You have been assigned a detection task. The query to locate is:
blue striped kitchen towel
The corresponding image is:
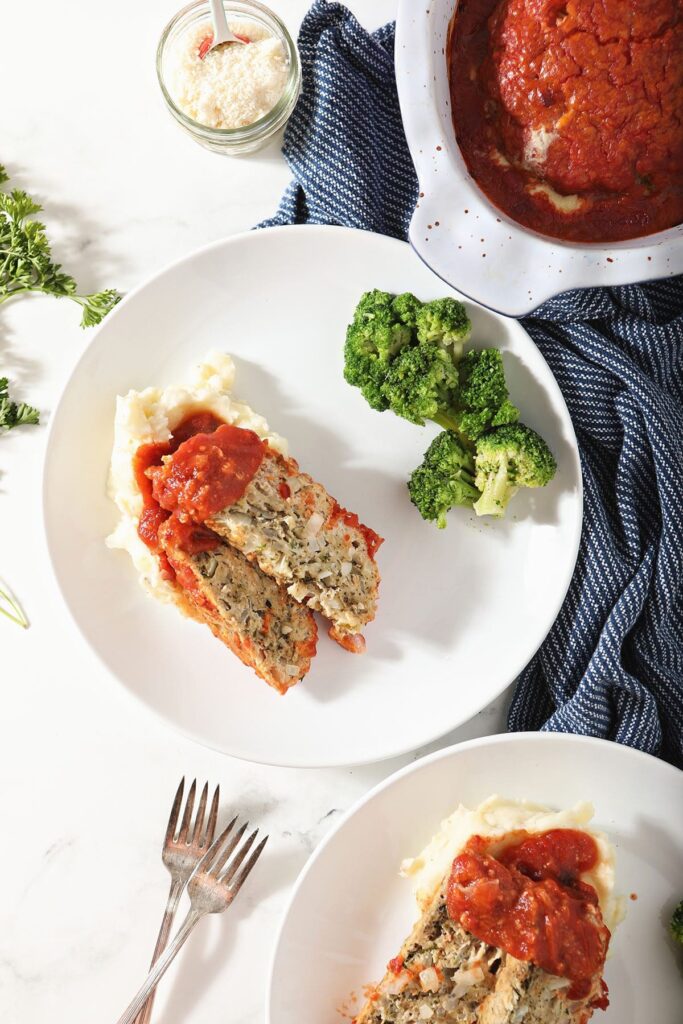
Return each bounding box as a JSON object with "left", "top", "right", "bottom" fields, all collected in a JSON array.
[{"left": 259, "top": 0, "right": 683, "bottom": 767}]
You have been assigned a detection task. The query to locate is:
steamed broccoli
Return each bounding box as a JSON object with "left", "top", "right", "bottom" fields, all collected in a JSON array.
[
  {"left": 416, "top": 298, "right": 472, "bottom": 360},
  {"left": 343, "top": 290, "right": 471, "bottom": 424},
  {"left": 392, "top": 291, "right": 423, "bottom": 328},
  {"left": 353, "top": 289, "right": 413, "bottom": 362},
  {"left": 344, "top": 290, "right": 414, "bottom": 410},
  {"left": 383, "top": 345, "right": 459, "bottom": 426},
  {"left": 671, "top": 900, "right": 683, "bottom": 945},
  {"left": 473, "top": 423, "right": 557, "bottom": 517},
  {"left": 454, "top": 349, "right": 520, "bottom": 441},
  {"left": 408, "top": 431, "right": 480, "bottom": 528}
]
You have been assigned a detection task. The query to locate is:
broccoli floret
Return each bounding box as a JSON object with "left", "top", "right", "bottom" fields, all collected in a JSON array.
[
  {"left": 343, "top": 328, "right": 390, "bottom": 410},
  {"left": 415, "top": 298, "right": 472, "bottom": 360},
  {"left": 344, "top": 291, "right": 470, "bottom": 425},
  {"left": 454, "top": 349, "right": 520, "bottom": 441},
  {"left": 382, "top": 345, "right": 459, "bottom": 426},
  {"left": 391, "top": 292, "right": 423, "bottom": 328},
  {"left": 473, "top": 423, "right": 557, "bottom": 517},
  {"left": 408, "top": 431, "right": 480, "bottom": 528},
  {"left": 671, "top": 900, "right": 683, "bottom": 945},
  {"left": 344, "top": 290, "right": 416, "bottom": 410},
  {"left": 350, "top": 289, "right": 413, "bottom": 363},
  {"left": 491, "top": 398, "right": 521, "bottom": 427}
]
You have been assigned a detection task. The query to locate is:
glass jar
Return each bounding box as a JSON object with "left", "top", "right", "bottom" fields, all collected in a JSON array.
[{"left": 157, "top": 0, "right": 301, "bottom": 155}]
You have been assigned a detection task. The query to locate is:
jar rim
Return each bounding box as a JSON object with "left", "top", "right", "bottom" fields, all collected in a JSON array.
[{"left": 156, "top": 0, "right": 301, "bottom": 142}]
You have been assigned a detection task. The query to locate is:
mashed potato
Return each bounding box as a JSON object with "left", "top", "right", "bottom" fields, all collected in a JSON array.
[
  {"left": 106, "top": 351, "right": 286, "bottom": 602},
  {"left": 400, "top": 795, "right": 623, "bottom": 934}
]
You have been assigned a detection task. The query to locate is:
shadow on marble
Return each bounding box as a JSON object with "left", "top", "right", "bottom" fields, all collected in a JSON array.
[{"left": 157, "top": 844, "right": 307, "bottom": 1024}]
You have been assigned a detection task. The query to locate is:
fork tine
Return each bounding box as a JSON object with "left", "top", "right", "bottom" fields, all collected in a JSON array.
[
  {"left": 228, "top": 835, "right": 268, "bottom": 896},
  {"left": 203, "top": 786, "right": 220, "bottom": 848},
  {"left": 211, "top": 821, "right": 248, "bottom": 877},
  {"left": 164, "top": 778, "right": 185, "bottom": 846},
  {"left": 190, "top": 783, "right": 209, "bottom": 845},
  {"left": 219, "top": 827, "right": 258, "bottom": 886},
  {"left": 196, "top": 816, "right": 238, "bottom": 873},
  {"left": 177, "top": 779, "right": 197, "bottom": 843}
]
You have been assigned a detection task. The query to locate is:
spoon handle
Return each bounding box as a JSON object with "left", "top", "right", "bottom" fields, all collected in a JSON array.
[{"left": 209, "top": 0, "right": 233, "bottom": 43}]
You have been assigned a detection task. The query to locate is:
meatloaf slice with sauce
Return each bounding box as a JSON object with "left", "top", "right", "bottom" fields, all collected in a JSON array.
[
  {"left": 206, "top": 448, "right": 382, "bottom": 650},
  {"left": 158, "top": 519, "right": 317, "bottom": 694},
  {"left": 149, "top": 425, "right": 383, "bottom": 652},
  {"left": 356, "top": 881, "right": 605, "bottom": 1024}
]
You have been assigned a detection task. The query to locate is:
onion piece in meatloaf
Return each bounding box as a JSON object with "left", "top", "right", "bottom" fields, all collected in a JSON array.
[
  {"left": 356, "top": 880, "right": 607, "bottom": 1024},
  {"left": 150, "top": 431, "right": 383, "bottom": 652},
  {"left": 158, "top": 519, "right": 317, "bottom": 694}
]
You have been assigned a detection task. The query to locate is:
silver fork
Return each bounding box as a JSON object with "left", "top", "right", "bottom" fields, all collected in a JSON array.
[
  {"left": 134, "top": 778, "right": 219, "bottom": 1024},
  {"left": 116, "top": 817, "right": 267, "bottom": 1024}
]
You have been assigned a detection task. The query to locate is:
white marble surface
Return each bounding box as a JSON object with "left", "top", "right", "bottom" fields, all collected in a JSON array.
[{"left": 0, "top": 3, "right": 509, "bottom": 1021}]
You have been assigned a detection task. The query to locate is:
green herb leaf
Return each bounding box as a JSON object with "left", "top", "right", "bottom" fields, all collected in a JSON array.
[
  {"left": 0, "top": 377, "right": 40, "bottom": 431},
  {"left": 73, "top": 287, "right": 122, "bottom": 327}
]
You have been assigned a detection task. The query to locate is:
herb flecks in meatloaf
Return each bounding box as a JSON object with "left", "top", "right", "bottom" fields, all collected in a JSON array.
[{"left": 159, "top": 519, "right": 317, "bottom": 694}]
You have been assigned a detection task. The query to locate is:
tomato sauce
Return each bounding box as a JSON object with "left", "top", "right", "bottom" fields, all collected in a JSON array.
[
  {"left": 150, "top": 423, "right": 265, "bottom": 521},
  {"left": 446, "top": 830, "right": 610, "bottom": 1001},
  {"left": 449, "top": 0, "right": 683, "bottom": 242},
  {"left": 133, "top": 412, "right": 226, "bottom": 578}
]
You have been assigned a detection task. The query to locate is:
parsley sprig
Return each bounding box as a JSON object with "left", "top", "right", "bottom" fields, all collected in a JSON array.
[
  {"left": 0, "top": 164, "right": 121, "bottom": 327},
  {"left": 1, "top": 162, "right": 120, "bottom": 627},
  {"left": 0, "top": 377, "right": 39, "bottom": 431}
]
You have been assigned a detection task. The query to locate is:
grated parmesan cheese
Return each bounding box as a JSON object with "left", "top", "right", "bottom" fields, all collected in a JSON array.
[{"left": 166, "top": 19, "right": 289, "bottom": 129}]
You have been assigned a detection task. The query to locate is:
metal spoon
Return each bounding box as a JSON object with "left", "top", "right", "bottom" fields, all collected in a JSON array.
[{"left": 200, "top": 0, "right": 249, "bottom": 58}]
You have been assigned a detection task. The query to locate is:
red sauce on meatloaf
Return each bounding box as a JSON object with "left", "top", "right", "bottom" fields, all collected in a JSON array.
[
  {"left": 449, "top": 0, "right": 683, "bottom": 241},
  {"left": 133, "top": 412, "right": 227, "bottom": 578},
  {"left": 446, "top": 829, "right": 610, "bottom": 1003},
  {"left": 150, "top": 423, "right": 265, "bottom": 521}
]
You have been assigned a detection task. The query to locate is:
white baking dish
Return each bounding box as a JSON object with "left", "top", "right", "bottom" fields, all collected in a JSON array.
[{"left": 395, "top": 0, "right": 683, "bottom": 317}]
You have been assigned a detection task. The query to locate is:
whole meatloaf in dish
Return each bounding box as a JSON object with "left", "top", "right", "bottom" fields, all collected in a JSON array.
[{"left": 449, "top": 0, "right": 683, "bottom": 241}]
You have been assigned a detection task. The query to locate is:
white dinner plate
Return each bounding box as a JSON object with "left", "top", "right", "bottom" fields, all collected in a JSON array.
[
  {"left": 268, "top": 733, "right": 683, "bottom": 1022},
  {"left": 43, "top": 226, "right": 581, "bottom": 767}
]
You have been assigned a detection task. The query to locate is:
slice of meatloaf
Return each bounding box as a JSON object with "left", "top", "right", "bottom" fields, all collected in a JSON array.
[
  {"left": 206, "top": 447, "right": 382, "bottom": 649},
  {"left": 158, "top": 520, "right": 317, "bottom": 694},
  {"left": 150, "top": 433, "right": 382, "bottom": 649},
  {"left": 356, "top": 882, "right": 604, "bottom": 1024}
]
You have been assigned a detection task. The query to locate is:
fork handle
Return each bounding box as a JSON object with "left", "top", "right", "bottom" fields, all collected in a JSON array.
[
  {"left": 134, "top": 877, "right": 184, "bottom": 1024},
  {"left": 115, "top": 909, "right": 202, "bottom": 1024}
]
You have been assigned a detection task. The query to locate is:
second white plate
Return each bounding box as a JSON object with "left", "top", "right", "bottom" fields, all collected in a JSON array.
[
  {"left": 43, "top": 226, "right": 581, "bottom": 766},
  {"left": 269, "top": 733, "right": 683, "bottom": 1023}
]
